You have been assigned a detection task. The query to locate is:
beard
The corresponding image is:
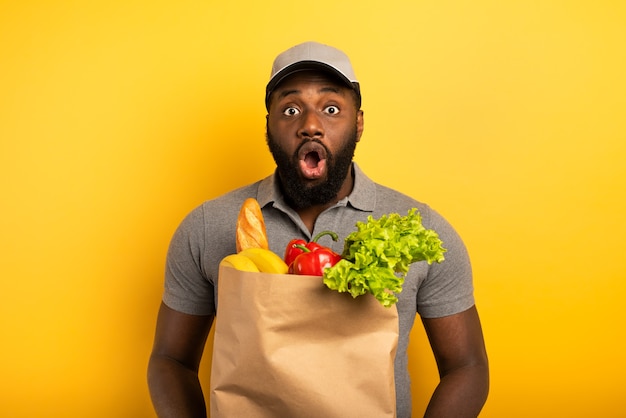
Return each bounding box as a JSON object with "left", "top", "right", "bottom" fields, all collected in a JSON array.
[{"left": 266, "top": 126, "right": 358, "bottom": 210}]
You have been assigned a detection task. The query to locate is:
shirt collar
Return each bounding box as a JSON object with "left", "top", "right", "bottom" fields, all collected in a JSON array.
[{"left": 257, "top": 162, "right": 376, "bottom": 212}]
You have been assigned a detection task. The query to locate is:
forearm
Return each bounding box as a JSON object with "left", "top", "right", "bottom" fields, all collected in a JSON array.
[
  {"left": 148, "top": 354, "right": 207, "bottom": 418},
  {"left": 424, "top": 363, "right": 489, "bottom": 418}
]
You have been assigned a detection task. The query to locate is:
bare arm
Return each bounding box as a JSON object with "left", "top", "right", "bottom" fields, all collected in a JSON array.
[
  {"left": 422, "top": 305, "right": 489, "bottom": 418},
  {"left": 148, "top": 302, "right": 214, "bottom": 418}
]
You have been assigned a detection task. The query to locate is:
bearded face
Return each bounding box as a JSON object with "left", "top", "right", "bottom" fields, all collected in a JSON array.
[{"left": 266, "top": 124, "right": 358, "bottom": 210}]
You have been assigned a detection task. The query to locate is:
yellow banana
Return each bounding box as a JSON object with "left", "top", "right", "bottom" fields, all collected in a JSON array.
[
  {"left": 238, "top": 248, "right": 288, "bottom": 274},
  {"left": 220, "top": 253, "right": 260, "bottom": 272}
]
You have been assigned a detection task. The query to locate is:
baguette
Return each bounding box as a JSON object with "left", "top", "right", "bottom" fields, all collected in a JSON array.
[{"left": 236, "top": 198, "right": 269, "bottom": 252}]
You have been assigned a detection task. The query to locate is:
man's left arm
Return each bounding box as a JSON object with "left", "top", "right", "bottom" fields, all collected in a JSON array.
[{"left": 422, "top": 305, "right": 489, "bottom": 418}]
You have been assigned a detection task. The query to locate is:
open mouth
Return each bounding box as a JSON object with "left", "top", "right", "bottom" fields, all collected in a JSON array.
[
  {"left": 304, "top": 150, "right": 321, "bottom": 167},
  {"left": 297, "top": 141, "right": 328, "bottom": 179}
]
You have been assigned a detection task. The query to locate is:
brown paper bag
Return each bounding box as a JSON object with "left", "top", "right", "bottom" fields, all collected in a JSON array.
[{"left": 210, "top": 265, "right": 398, "bottom": 418}]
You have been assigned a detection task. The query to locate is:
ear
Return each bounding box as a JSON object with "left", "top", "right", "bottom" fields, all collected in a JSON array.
[{"left": 355, "top": 110, "right": 364, "bottom": 142}]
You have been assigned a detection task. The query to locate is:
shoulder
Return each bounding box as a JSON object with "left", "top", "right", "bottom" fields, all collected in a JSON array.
[
  {"left": 170, "top": 181, "right": 264, "bottom": 250},
  {"left": 202, "top": 181, "right": 263, "bottom": 212},
  {"left": 367, "top": 181, "right": 466, "bottom": 264},
  {"left": 370, "top": 183, "right": 439, "bottom": 224},
  {"left": 351, "top": 164, "right": 432, "bottom": 217},
  {"left": 375, "top": 183, "right": 465, "bottom": 249},
  {"left": 180, "top": 181, "right": 263, "bottom": 225}
]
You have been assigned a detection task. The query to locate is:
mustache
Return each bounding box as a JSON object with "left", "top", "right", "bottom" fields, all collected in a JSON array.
[
  {"left": 295, "top": 138, "right": 329, "bottom": 159},
  {"left": 265, "top": 129, "right": 331, "bottom": 160}
]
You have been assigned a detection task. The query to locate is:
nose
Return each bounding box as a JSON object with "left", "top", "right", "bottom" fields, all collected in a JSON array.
[{"left": 297, "top": 110, "right": 324, "bottom": 139}]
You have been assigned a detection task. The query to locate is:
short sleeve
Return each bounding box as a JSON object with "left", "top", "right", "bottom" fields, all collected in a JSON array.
[
  {"left": 162, "top": 207, "right": 215, "bottom": 316},
  {"left": 416, "top": 209, "right": 475, "bottom": 318}
]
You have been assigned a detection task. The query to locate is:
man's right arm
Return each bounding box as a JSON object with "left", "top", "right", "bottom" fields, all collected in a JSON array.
[{"left": 148, "top": 302, "right": 214, "bottom": 418}]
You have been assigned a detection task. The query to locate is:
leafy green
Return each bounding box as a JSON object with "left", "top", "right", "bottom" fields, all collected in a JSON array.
[{"left": 322, "top": 208, "right": 446, "bottom": 307}]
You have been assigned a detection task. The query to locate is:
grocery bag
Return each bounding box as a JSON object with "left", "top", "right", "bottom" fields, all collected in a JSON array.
[{"left": 210, "top": 265, "right": 398, "bottom": 418}]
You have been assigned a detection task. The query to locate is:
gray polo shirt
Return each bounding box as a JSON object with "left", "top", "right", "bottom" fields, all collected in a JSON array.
[{"left": 163, "top": 163, "right": 474, "bottom": 418}]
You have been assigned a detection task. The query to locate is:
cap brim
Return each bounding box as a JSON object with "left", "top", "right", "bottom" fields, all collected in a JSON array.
[
  {"left": 266, "top": 61, "right": 355, "bottom": 93},
  {"left": 265, "top": 61, "right": 360, "bottom": 109}
]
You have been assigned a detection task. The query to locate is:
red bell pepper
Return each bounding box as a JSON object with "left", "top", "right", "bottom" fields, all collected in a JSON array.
[
  {"left": 288, "top": 244, "right": 343, "bottom": 276},
  {"left": 284, "top": 230, "right": 340, "bottom": 266}
]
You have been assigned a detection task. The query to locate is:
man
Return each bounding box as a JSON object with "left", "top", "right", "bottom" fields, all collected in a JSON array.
[{"left": 148, "top": 41, "right": 489, "bottom": 417}]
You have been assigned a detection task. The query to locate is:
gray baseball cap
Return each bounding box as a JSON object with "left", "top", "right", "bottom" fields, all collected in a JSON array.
[{"left": 265, "top": 41, "right": 361, "bottom": 109}]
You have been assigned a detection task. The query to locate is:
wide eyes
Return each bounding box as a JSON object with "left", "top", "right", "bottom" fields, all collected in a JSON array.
[
  {"left": 281, "top": 105, "right": 340, "bottom": 116},
  {"left": 283, "top": 107, "right": 300, "bottom": 116},
  {"left": 324, "top": 105, "right": 340, "bottom": 115}
]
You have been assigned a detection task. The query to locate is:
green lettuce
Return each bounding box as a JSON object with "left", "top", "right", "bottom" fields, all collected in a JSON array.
[{"left": 322, "top": 208, "right": 446, "bottom": 307}]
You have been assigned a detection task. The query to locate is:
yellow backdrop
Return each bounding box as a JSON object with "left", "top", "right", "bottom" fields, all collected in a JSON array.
[{"left": 1, "top": 1, "right": 625, "bottom": 417}]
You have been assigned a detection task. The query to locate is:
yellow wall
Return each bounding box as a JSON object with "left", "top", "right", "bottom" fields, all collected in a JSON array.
[{"left": 1, "top": 1, "right": 624, "bottom": 417}]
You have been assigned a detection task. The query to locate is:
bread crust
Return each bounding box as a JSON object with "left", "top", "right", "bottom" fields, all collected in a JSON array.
[{"left": 236, "top": 198, "right": 269, "bottom": 252}]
